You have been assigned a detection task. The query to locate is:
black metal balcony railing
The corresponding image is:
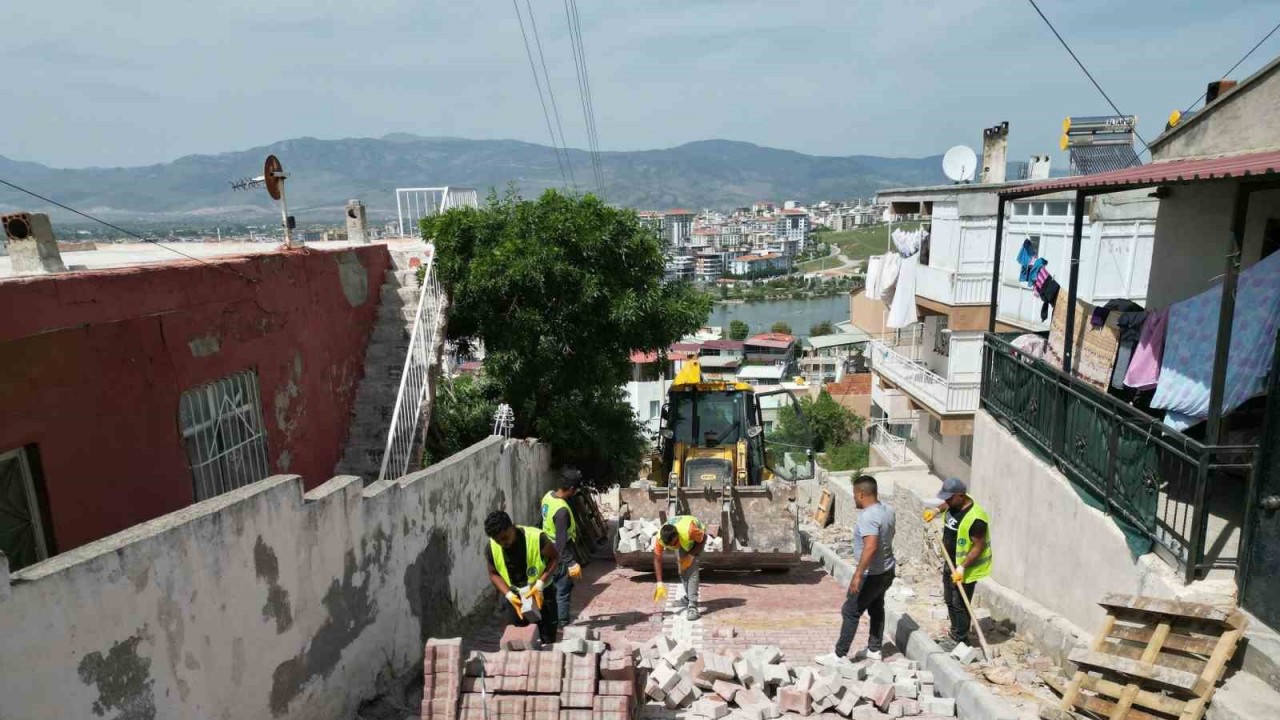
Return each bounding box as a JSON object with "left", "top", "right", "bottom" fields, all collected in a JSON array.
[{"left": 981, "top": 333, "right": 1255, "bottom": 582}]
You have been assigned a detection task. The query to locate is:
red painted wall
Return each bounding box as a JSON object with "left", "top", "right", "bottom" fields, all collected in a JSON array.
[{"left": 0, "top": 246, "right": 391, "bottom": 552}]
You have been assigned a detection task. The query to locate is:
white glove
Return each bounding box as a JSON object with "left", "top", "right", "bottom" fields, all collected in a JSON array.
[{"left": 534, "top": 578, "right": 546, "bottom": 592}]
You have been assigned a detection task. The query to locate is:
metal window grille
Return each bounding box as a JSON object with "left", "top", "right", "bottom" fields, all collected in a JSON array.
[
  {"left": 179, "top": 370, "right": 271, "bottom": 501},
  {"left": 0, "top": 447, "right": 50, "bottom": 570}
]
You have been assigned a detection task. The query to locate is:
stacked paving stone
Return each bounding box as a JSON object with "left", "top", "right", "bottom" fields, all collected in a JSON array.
[
  {"left": 423, "top": 628, "right": 639, "bottom": 720},
  {"left": 633, "top": 632, "right": 957, "bottom": 720},
  {"left": 616, "top": 521, "right": 725, "bottom": 553}
]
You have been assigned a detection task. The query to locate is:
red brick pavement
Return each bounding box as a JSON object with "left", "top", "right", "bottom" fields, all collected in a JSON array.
[{"left": 469, "top": 559, "right": 880, "bottom": 665}]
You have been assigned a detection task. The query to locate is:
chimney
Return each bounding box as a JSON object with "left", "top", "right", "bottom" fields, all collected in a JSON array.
[
  {"left": 1205, "top": 79, "right": 1237, "bottom": 105},
  {"left": 345, "top": 199, "right": 368, "bottom": 244},
  {"left": 3, "top": 212, "right": 66, "bottom": 275},
  {"left": 1029, "top": 155, "right": 1052, "bottom": 180},
  {"left": 981, "top": 122, "right": 1009, "bottom": 184}
]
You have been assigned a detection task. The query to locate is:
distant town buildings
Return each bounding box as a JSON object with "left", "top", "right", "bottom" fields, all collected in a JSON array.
[{"left": 648, "top": 199, "right": 889, "bottom": 283}]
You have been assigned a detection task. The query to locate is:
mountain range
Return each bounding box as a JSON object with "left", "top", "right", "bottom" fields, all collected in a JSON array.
[{"left": 0, "top": 136, "right": 947, "bottom": 225}]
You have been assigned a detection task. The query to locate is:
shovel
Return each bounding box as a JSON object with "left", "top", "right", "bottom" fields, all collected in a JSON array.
[{"left": 937, "top": 536, "right": 996, "bottom": 661}]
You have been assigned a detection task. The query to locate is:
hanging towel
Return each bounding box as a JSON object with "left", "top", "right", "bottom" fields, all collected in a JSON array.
[
  {"left": 1124, "top": 308, "right": 1167, "bottom": 391},
  {"left": 865, "top": 255, "right": 883, "bottom": 300},
  {"left": 1026, "top": 258, "right": 1047, "bottom": 288},
  {"left": 1150, "top": 249, "right": 1280, "bottom": 430},
  {"left": 1112, "top": 311, "right": 1148, "bottom": 390},
  {"left": 886, "top": 253, "right": 920, "bottom": 329},
  {"left": 878, "top": 252, "right": 902, "bottom": 306},
  {"left": 1033, "top": 265, "right": 1051, "bottom": 296}
]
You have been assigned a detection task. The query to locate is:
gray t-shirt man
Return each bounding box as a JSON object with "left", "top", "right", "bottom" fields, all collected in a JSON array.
[{"left": 852, "top": 501, "right": 897, "bottom": 575}]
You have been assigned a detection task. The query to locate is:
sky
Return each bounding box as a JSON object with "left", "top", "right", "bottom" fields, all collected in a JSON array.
[{"left": 2, "top": 0, "right": 1278, "bottom": 169}]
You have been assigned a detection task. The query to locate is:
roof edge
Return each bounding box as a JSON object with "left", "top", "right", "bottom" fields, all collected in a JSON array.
[{"left": 1148, "top": 54, "right": 1280, "bottom": 151}]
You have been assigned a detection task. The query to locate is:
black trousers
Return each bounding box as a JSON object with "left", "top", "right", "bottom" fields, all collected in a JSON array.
[
  {"left": 505, "top": 588, "right": 560, "bottom": 645},
  {"left": 834, "top": 569, "right": 895, "bottom": 657},
  {"left": 942, "top": 566, "right": 978, "bottom": 644}
]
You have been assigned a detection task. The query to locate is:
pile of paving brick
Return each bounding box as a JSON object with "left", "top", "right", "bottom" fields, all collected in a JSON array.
[
  {"left": 635, "top": 634, "right": 958, "bottom": 720},
  {"left": 421, "top": 628, "right": 638, "bottom": 720},
  {"left": 616, "top": 520, "right": 725, "bottom": 554}
]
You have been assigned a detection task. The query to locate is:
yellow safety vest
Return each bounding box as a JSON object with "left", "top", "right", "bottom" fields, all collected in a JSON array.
[
  {"left": 541, "top": 492, "right": 578, "bottom": 543},
  {"left": 956, "top": 502, "right": 992, "bottom": 583},
  {"left": 663, "top": 515, "right": 705, "bottom": 552},
  {"left": 490, "top": 526, "right": 547, "bottom": 588}
]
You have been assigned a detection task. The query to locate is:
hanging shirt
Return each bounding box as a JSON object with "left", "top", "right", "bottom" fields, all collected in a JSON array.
[
  {"left": 1026, "top": 258, "right": 1047, "bottom": 288},
  {"left": 1124, "top": 307, "right": 1168, "bottom": 391},
  {"left": 1112, "top": 311, "right": 1148, "bottom": 391},
  {"left": 879, "top": 252, "right": 902, "bottom": 306},
  {"left": 865, "top": 255, "right": 883, "bottom": 300},
  {"left": 1151, "top": 250, "right": 1280, "bottom": 430},
  {"left": 1038, "top": 276, "right": 1060, "bottom": 321},
  {"left": 1017, "top": 240, "right": 1038, "bottom": 283}
]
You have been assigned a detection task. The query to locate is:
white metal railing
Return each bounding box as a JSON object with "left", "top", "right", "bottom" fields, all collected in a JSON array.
[
  {"left": 916, "top": 264, "right": 992, "bottom": 306},
  {"left": 868, "top": 339, "right": 980, "bottom": 415},
  {"left": 377, "top": 249, "right": 446, "bottom": 483},
  {"left": 396, "top": 187, "right": 480, "bottom": 237},
  {"left": 868, "top": 420, "right": 913, "bottom": 467}
]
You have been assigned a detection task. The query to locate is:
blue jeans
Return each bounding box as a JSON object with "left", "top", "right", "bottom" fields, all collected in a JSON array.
[
  {"left": 553, "top": 565, "right": 574, "bottom": 627},
  {"left": 834, "top": 569, "right": 894, "bottom": 657}
]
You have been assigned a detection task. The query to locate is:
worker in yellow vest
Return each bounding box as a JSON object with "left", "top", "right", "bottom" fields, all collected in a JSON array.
[
  {"left": 541, "top": 468, "right": 583, "bottom": 630},
  {"left": 652, "top": 515, "right": 706, "bottom": 620},
  {"left": 923, "top": 477, "right": 992, "bottom": 650},
  {"left": 484, "top": 510, "right": 560, "bottom": 645}
]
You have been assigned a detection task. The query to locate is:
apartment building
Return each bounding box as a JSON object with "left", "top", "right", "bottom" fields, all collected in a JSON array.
[
  {"left": 859, "top": 163, "right": 1156, "bottom": 482},
  {"left": 775, "top": 209, "right": 811, "bottom": 252},
  {"left": 663, "top": 209, "right": 695, "bottom": 247}
]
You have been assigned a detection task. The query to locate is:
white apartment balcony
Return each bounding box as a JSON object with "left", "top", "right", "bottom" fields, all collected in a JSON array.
[
  {"left": 916, "top": 264, "right": 992, "bottom": 306},
  {"left": 868, "top": 337, "right": 980, "bottom": 416}
]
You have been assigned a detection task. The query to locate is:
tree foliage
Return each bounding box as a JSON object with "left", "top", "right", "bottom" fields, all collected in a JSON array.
[
  {"left": 770, "top": 321, "right": 793, "bottom": 335},
  {"left": 772, "top": 389, "right": 864, "bottom": 453},
  {"left": 810, "top": 320, "right": 834, "bottom": 337},
  {"left": 425, "top": 189, "right": 712, "bottom": 488},
  {"left": 728, "top": 320, "right": 750, "bottom": 341},
  {"left": 423, "top": 374, "right": 500, "bottom": 467}
]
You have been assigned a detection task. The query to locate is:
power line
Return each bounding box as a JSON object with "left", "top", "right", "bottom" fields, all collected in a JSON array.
[
  {"left": 563, "top": 0, "right": 605, "bottom": 196},
  {"left": 1181, "top": 20, "right": 1280, "bottom": 115},
  {"left": 1024, "top": 0, "right": 1151, "bottom": 155},
  {"left": 0, "top": 177, "right": 259, "bottom": 283},
  {"left": 511, "top": 0, "right": 572, "bottom": 190},
  {"left": 524, "top": 0, "right": 577, "bottom": 192}
]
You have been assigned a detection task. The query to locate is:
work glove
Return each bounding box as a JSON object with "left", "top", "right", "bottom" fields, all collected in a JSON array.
[
  {"left": 568, "top": 563, "right": 582, "bottom": 579},
  {"left": 653, "top": 585, "right": 668, "bottom": 603},
  {"left": 951, "top": 567, "right": 965, "bottom": 584},
  {"left": 923, "top": 509, "right": 937, "bottom": 523},
  {"left": 506, "top": 590, "right": 524, "bottom": 619},
  {"left": 678, "top": 555, "right": 694, "bottom": 573}
]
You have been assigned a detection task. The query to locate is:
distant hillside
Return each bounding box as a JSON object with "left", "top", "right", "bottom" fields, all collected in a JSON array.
[{"left": 0, "top": 136, "right": 947, "bottom": 224}]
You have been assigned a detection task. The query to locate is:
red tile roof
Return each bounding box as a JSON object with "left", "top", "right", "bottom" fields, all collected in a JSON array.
[
  {"left": 745, "top": 332, "right": 796, "bottom": 349},
  {"left": 1001, "top": 149, "right": 1280, "bottom": 197},
  {"left": 782, "top": 209, "right": 808, "bottom": 215},
  {"left": 702, "top": 339, "right": 745, "bottom": 350},
  {"left": 630, "top": 350, "right": 660, "bottom": 364},
  {"left": 668, "top": 342, "right": 702, "bottom": 353},
  {"left": 664, "top": 209, "right": 694, "bottom": 215}
]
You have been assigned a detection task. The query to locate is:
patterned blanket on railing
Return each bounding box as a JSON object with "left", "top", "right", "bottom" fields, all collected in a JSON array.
[{"left": 1045, "top": 293, "right": 1122, "bottom": 392}]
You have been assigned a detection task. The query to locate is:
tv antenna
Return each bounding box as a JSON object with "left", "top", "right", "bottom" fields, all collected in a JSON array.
[
  {"left": 229, "top": 154, "right": 298, "bottom": 247},
  {"left": 942, "top": 145, "right": 977, "bottom": 184}
]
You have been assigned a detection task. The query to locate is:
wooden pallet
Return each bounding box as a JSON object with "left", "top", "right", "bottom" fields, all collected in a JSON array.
[
  {"left": 570, "top": 489, "right": 611, "bottom": 564},
  {"left": 1056, "top": 593, "right": 1247, "bottom": 720},
  {"left": 813, "top": 489, "right": 834, "bottom": 527}
]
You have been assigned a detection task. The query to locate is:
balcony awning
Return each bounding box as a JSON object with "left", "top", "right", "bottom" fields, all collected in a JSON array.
[{"left": 999, "top": 149, "right": 1280, "bottom": 198}]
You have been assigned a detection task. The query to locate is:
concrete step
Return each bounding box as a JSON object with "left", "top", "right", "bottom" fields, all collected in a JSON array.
[
  {"left": 370, "top": 322, "right": 411, "bottom": 344},
  {"left": 384, "top": 269, "right": 421, "bottom": 288},
  {"left": 379, "top": 283, "right": 421, "bottom": 308},
  {"left": 377, "top": 303, "right": 418, "bottom": 325},
  {"left": 1208, "top": 670, "right": 1280, "bottom": 720},
  {"left": 363, "top": 341, "right": 411, "bottom": 366}
]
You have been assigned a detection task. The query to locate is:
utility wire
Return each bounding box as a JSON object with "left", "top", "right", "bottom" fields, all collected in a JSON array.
[
  {"left": 0, "top": 177, "right": 259, "bottom": 283},
  {"left": 511, "top": 0, "right": 572, "bottom": 190},
  {"left": 524, "top": 0, "right": 577, "bottom": 192},
  {"left": 1024, "top": 0, "right": 1151, "bottom": 155},
  {"left": 563, "top": 0, "right": 605, "bottom": 196},
  {"left": 1181, "top": 20, "right": 1280, "bottom": 116}
]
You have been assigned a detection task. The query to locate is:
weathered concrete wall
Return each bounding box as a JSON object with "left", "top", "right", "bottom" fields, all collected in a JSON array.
[
  {"left": 1146, "top": 183, "right": 1280, "bottom": 310},
  {"left": 1151, "top": 61, "right": 1280, "bottom": 161},
  {"left": 0, "top": 246, "right": 391, "bottom": 553},
  {"left": 0, "top": 436, "right": 553, "bottom": 720},
  {"left": 969, "top": 410, "right": 1190, "bottom": 631},
  {"left": 909, "top": 414, "right": 971, "bottom": 485}
]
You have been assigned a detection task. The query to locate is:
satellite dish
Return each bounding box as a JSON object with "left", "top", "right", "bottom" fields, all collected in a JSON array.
[
  {"left": 264, "top": 155, "right": 285, "bottom": 201},
  {"left": 942, "top": 145, "right": 977, "bottom": 183}
]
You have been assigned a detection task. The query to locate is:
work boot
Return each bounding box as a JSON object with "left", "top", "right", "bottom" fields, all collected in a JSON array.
[
  {"left": 686, "top": 606, "right": 700, "bottom": 621},
  {"left": 672, "top": 596, "right": 689, "bottom": 610},
  {"left": 937, "top": 637, "right": 959, "bottom": 652}
]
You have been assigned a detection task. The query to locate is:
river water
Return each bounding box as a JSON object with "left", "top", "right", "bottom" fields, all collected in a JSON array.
[{"left": 706, "top": 295, "right": 850, "bottom": 338}]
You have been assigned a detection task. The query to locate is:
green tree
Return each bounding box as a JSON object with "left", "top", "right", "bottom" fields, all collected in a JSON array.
[
  {"left": 728, "top": 320, "right": 750, "bottom": 340},
  {"left": 426, "top": 189, "right": 711, "bottom": 488},
  {"left": 810, "top": 320, "right": 834, "bottom": 337},
  {"left": 770, "top": 321, "right": 793, "bottom": 335},
  {"left": 771, "top": 390, "right": 865, "bottom": 453}
]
